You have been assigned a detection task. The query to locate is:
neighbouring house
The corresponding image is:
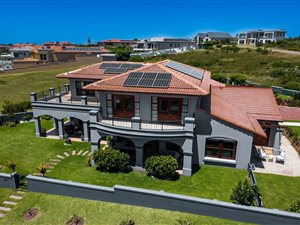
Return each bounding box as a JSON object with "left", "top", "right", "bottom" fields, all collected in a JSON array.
[
  {"left": 30, "top": 60, "right": 283, "bottom": 176},
  {"left": 237, "top": 29, "right": 286, "bottom": 45},
  {"left": 195, "top": 32, "right": 233, "bottom": 45},
  {"left": 141, "top": 37, "right": 197, "bottom": 50},
  {"left": 0, "top": 54, "right": 13, "bottom": 71},
  {"left": 99, "top": 39, "right": 138, "bottom": 48}
]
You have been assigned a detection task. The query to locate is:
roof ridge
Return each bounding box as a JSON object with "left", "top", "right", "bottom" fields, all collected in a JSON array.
[{"left": 157, "top": 61, "right": 209, "bottom": 94}]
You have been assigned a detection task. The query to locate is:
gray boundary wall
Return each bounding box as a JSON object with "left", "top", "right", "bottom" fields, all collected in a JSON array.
[
  {"left": 0, "top": 112, "right": 33, "bottom": 125},
  {"left": 272, "top": 86, "right": 300, "bottom": 96},
  {"left": 0, "top": 172, "right": 19, "bottom": 189},
  {"left": 26, "top": 175, "right": 300, "bottom": 225}
]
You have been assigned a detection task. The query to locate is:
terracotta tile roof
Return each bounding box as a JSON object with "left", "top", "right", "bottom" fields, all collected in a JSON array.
[
  {"left": 84, "top": 60, "right": 211, "bottom": 96},
  {"left": 208, "top": 86, "right": 282, "bottom": 137},
  {"left": 279, "top": 106, "right": 300, "bottom": 121},
  {"left": 100, "top": 39, "right": 137, "bottom": 44},
  {"left": 57, "top": 61, "right": 147, "bottom": 80}
]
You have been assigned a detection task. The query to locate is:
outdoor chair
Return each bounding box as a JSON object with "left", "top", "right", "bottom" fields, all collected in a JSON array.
[
  {"left": 276, "top": 150, "right": 286, "bottom": 163},
  {"left": 258, "top": 147, "right": 267, "bottom": 160}
]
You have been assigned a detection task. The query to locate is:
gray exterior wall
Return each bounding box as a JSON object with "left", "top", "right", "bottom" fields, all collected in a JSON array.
[
  {"left": 26, "top": 175, "right": 300, "bottom": 225},
  {"left": 0, "top": 172, "right": 19, "bottom": 189},
  {"left": 194, "top": 110, "right": 254, "bottom": 169},
  {"left": 69, "top": 78, "right": 98, "bottom": 101}
]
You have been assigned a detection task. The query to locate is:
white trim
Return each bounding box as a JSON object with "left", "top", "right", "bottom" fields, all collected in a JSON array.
[{"left": 204, "top": 157, "right": 236, "bottom": 165}]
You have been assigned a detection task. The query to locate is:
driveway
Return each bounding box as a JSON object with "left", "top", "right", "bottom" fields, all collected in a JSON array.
[{"left": 252, "top": 136, "right": 300, "bottom": 176}]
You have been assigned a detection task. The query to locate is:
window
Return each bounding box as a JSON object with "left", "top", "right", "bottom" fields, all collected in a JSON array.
[
  {"left": 112, "top": 94, "right": 135, "bottom": 118},
  {"left": 205, "top": 139, "right": 236, "bottom": 160},
  {"left": 75, "top": 81, "right": 95, "bottom": 96},
  {"left": 40, "top": 54, "right": 47, "bottom": 60},
  {"left": 157, "top": 97, "right": 182, "bottom": 122}
]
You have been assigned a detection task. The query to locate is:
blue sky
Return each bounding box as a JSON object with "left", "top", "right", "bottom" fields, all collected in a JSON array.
[{"left": 0, "top": 0, "right": 299, "bottom": 44}]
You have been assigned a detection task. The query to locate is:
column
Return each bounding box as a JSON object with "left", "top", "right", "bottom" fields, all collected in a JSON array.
[
  {"left": 34, "top": 117, "right": 41, "bottom": 137},
  {"left": 83, "top": 121, "right": 90, "bottom": 142},
  {"left": 135, "top": 145, "right": 144, "bottom": 167},
  {"left": 49, "top": 87, "right": 55, "bottom": 97},
  {"left": 81, "top": 96, "right": 87, "bottom": 105},
  {"left": 55, "top": 93, "right": 62, "bottom": 103},
  {"left": 57, "top": 119, "right": 64, "bottom": 139},
  {"left": 182, "top": 138, "right": 193, "bottom": 176},
  {"left": 30, "top": 92, "right": 37, "bottom": 102},
  {"left": 52, "top": 118, "right": 58, "bottom": 135},
  {"left": 131, "top": 117, "right": 141, "bottom": 130},
  {"left": 273, "top": 127, "right": 283, "bottom": 155}
]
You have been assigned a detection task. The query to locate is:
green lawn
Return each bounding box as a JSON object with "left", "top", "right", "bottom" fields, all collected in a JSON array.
[
  {"left": 289, "top": 126, "right": 300, "bottom": 138},
  {"left": 0, "top": 188, "right": 15, "bottom": 204},
  {"left": 0, "top": 192, "right": 252, "bottom": 225},
  {"left": 0, "top": 121, "right": 89, "bottom": 175}
]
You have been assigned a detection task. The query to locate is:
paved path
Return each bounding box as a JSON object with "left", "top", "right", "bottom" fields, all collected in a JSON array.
[{"left": 254, "top": 136, "right": 300, "bottom": 176}]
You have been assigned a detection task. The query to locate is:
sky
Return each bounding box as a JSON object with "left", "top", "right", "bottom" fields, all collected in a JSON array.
[{"left": 0, "top": 0, "right": 299, "bottom": 44}]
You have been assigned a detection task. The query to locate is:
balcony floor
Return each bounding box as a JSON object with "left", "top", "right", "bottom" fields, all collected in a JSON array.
[{"left": 47, "top": 93, "right": 99, "bottom": 106}]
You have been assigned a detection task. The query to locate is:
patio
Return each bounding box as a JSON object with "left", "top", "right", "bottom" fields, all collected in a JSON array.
[{"left": 252, "top": 136, "right": 300, "bottom": 176}]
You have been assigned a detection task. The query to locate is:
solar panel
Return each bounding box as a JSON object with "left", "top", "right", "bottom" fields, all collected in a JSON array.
[
  {"left": 104, "top": 67, "right": 128, "bottom": 74},
  {"left": 100, "top": 63, "right": 122, "bottom": 69},
  {"left": 124, "top": 72, "right": 171, "bottom": 88},
  {"left": 166, "top": 61, "right": 204, "bottom": 80}
]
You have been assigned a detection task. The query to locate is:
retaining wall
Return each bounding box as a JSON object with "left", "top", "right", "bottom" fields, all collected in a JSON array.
[
  {"left": 0, "top": 112, "right": 33, "bottom": 125},
  {"left": 0, "top": 172, "right": 19, "bottom": 189}
]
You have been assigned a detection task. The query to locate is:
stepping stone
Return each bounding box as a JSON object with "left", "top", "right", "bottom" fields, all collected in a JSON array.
[
  {"left": 33, "top": 173, "right": 43, "bottom": 176},
  {"left": 16, "top": 191, "right": 26, "bottom": 195},
  {"left": 50, "top": 159, "right": 61, "bottom": 162},
  {"left": 82, "top": 151, "right": 89, "bottom": 156},
  {"left": 9, "top": 195, "right": 22, "bottom": 200},
  {"left": 0, "top": 213, "right": 6, "bottom": 218},
  {"left": 88, "top": 152, "right": 93, "bottom": 156},
  {"left": 49, "top": 162, "right": 58, "bottom": 165},
  {"left": 46, "top": 170, "right": 51, "bottom": 173},
  {"left": 56, "top": 155, "right": 64, "bottom": 159},
  {"left": 64, "top": 152, "right": 70, "bottom": 157},
  {"left": 77, "top": 150, "right": 83, "bottom": 155},
  {"left": 0, "top": 206, "right": 11, "bottom": 212},
  {"left": 3, "top": 201, "right": 17, "bottom": 206},
  {"left": 47, "top": 166, "right": 54, "bottom": 169},
  {"left": 72, "top": 150, "right": 76, "bottom": 155}
]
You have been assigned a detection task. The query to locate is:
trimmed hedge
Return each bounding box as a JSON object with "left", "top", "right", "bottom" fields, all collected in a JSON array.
[
  {"left": 145, "top": 155, "right": 178, "bottom": 180},
  {"left": 94, "top": 147, "right": 131, "bottom": 173}
]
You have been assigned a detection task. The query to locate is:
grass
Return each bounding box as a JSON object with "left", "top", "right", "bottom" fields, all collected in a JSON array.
[
  {"left": 288, "top": 126, "right": 300, "bottom": 138},
  {"left": 0, "top": 121, "right": 89, "bottom": 175},
  {"left": 0, "top": 192, "right": 252, "bottom": 225},
  {"left": 0, "top": 188, "right": 15, "bottom": 203}
]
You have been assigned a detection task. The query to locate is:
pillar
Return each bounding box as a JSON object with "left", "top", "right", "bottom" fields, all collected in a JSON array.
[
  {"left": 34, "top": 117, "right": 41, "bottom": 137},
  {"left": 64, "top": 84, "right": 70, "bottom": 92},
  {"left": 131, "top": 117, "right": 141, "bottom": 130},
  {"left": 83, "top": 121, "right": 90, "bottom": 142},
  {"left": 53, "top": 118, "right": 58, "bottom": 135},
  {"left": 182, "top": 138, "right": 193, "bottom": 176},
  {"left": 49, "top": 87, "right": 55, "bottom": 97},
  {"left": 273, "top": 127, "right": 283, "bottom": 155},
  {"left": 81, "top": 96, "right": 87, "bottom": 105},
  {"left": 55, "top": 93, "right": 62, "bottom": 103},
  {"left": 135, "top": 145, "right": 144, "bottom": 167},
  {"left": 57, "top": 119, "right": 64, "bottom": 139},
  {"left": 30, "top": 92, "right": 37, "bottom": 102}
]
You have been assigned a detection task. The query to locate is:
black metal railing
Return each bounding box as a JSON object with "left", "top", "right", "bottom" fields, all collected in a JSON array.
[
  {"left": 36, "top": 85, "right": 69, "bottom": 101},
  {"left": 247, "top": 163, "right": 264, "bottom": 207}
]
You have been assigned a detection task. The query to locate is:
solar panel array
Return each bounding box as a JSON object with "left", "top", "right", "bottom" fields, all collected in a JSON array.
[
  {"left": 104, "top": 68, "right": 128, "bottom": 74},
  {"left": 166, "top": 61, "right": 204, "bottom": 80},
  {"left": 100, "top": 63, "right": 143, "bottom": 70},
  {"left": 65, "top": 47, "right": 102, "bottom": 51},
  {"left": 123, "top": 72, "right": 171, "bottom": 88}
]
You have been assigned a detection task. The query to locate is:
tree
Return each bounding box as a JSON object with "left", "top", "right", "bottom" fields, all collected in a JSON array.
[
  {"left": 7, "top": 160, "right": 17, "bottom": 172},
  {"left": 109, "top": 46, "right": 132, "bottom": 61},
  {"left": 230, "top": 179, "right": 260, "bottom": 206}
]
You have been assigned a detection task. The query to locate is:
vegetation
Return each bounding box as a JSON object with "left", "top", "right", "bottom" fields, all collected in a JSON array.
[
  {"left": 266, "top": 37, "right": 300, "bottom": 52},
  {"left": 108, "top": 45, "right": 132, "bottom": 61},
  {"left": 119, "top": 218, "right": 135, "bottom": 225},
  {"left": 230, "top": 179, "right": 260, "bottom": 206},
  {"left": 287, "top": 199, "right": 300, "bottom": 213},
  {"left": 0, "top": 192, "right": 249, "bottom": 225},
  {"left": 36, "top": 162, "right": 49, "bottom": 177},
  {"left": 145, "top": 155, "right": 178, "bottom": 180},
  {"left": 7, "top": 159, "right": 17, "bottom": 172},
  {"left": 284, "top": 127, "right": 300, "bottom": 155},
  {"left": 1, "top": 100, "right": 31, "bottom": 115},
  {"left": 94, "top": 147, "right": 131, "bottom": 173},
  {"left": 229, "top": 74, "right": 247, "bottom": 85}
]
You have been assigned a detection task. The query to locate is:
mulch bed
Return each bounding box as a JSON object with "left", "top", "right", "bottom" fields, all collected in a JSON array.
[
  {"left": 67, "top": 216, "right": 84, "bottom": 225},
  {"left": 23, "top": 208, "right": 39, "bottom": 221}
]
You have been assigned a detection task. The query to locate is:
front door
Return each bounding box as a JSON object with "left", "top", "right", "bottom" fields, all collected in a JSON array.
[
  {"left": 112, "top": 94, "right": 135, "bottom": 119},
  {"left": 157, "top": 97, "right": 182, "bottom": 122}
]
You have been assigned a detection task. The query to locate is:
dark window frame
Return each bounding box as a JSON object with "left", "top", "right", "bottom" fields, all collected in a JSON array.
[
  {"left": 205, "top": 138, "right": 237, "bottom": 160},
  {"left": 75, "top": 81, "right": 95, "bottom": 97}
]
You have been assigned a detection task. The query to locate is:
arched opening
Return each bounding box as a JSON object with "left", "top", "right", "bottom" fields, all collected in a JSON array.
[
  {"left": 143, "top": 141, "right": 183, "bottom": 169},
  {"left": 63, "top": 117, "right": 85, "bottom": 140},
  {"left": 111, "top": 136, "right": 136, "bottom": 166},
  {"left": 39, "top": 115, "right": 56, "bottom": 137}
]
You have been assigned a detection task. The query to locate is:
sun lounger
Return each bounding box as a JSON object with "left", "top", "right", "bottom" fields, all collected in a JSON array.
[{"left": 276, "top": 150, "right": 286, "bottom": 163}]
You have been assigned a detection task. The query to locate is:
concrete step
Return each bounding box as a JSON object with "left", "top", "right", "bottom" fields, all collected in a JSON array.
[
  {"left": 0, "top": 213, "right": 6, "bottom": 218},
  {"left": 77, "top": 150, "right": 83, "bottom": 155},
  {"left": 64, "top": 152, "right": 70, "bottom": 157},
  {"left": 9, "top": 195, "right": 23, "bottom": 200},
  {"left": 3, "top": 201, "right": 17, "bottom": 206},
  {"left": 0, "top": 206, "right": 11, "bottom": 212}
]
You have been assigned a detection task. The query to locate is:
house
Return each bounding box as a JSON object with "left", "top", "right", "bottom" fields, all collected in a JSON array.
[
  {"left": 30, "top": 60, "right": 283, "bottom": 176},
  {"left": 99, "top": 39, "right": 138, "bottom": 48},
  {"left": 195, "top": 32, "right": 233, "bottom": 45},
  {"left": 142, "top": 37, "right": 197, "bottom": 50},
  {"left": 237, "top": 29, "right": 286, "bottom": 45}
]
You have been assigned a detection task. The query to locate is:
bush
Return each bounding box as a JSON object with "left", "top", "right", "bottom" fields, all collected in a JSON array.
[
  {"left": 230, "top": 74, "right": 247, "bottom": 85},
  {"left": 212, "top": 74, "right": 227, "bottom": 83},
  {"left": 130, "top": 55, "right": 144, "bottom": 62},
  {"left": 22, "top": 113, "right": 32, "bottom": 121},
  {"left": 177, "top": 219, "right": 194, "bottom": 225},
  {"left": 284, "top": 81, "right": 300, "bottom": 91},
  {"left": 36, "top": 162, "right": 48, "bottom": 177},
  {"left": 145, "top": 155, "right": 178, "bottom": 180},
  {"left": 94, "top": 148, "right": 131, "bottom": 173},
  {"left": 230, "top": 179, "right": 260, "bottom": 206},
  {"left": 119, "top": 218, "right": 135, "bottom": 225},
  {"left": 287, "top": 199, "right": 300, "bottom": 213},
  {"left": 1, "top": 100, "right": 31, "bottom": 115},
  {"left": 7, "top": 159, "right": 17, "bottom": 172},
  {"left": 5, "top": 121, "right": 17, "bottom": 127}
]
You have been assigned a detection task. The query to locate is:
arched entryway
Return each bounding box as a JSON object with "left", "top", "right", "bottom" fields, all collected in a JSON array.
[
  {"left": 63, "top": 117, "right": 83, "bottom": 139},
  {"left": 111, "top": 136, "right": 136, "bottom": 166},
  {"left": 39, "top": 115, "right": 56, "bottom": 137},
  {"left": 143, "top": 140, "right": 183, "bottom": 169}
]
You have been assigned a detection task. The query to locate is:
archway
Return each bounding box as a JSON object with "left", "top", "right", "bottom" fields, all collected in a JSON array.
[
  {"left": 111, "top": 136, "right": 136, "bottom": 166},
  {"left": 39, "top": 115, "right": 57, "bottom": 137},
  {"left": 143, "top": 140, "right": 183, "bottom": 168},
  {"left": 63, "top": 117, "right": 85, "bottom": 140}
]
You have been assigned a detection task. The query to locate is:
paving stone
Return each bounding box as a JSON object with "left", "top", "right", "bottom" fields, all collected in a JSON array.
[
  {"left": 88, "top": 152, "right": 93, "bottom": 156},
  {"left": 46, "top": 170, "right": 51, "bottom": 173},
  {"left": 64, "top": 152, "right": 70, "bottom": 157},
  {"left": 0, "top": 206, "right": 11, "bottom": 212},
  {"left": 0, "top": 213, "right": 6, "bottom": 218},
  {"left": 72, "top": 150, "right": 76, "bottom": 155},
  {"left": 9, "top": 195, "right": 22, "bottom": 200},
  {"left": 49, "top": 162, "right": 58, "bottom": 165},
  {"left": 50, "top": 159, "right": 61, "bottom": 162},
  {"left": 33, "top": 173, "right": 43, "bottom": 176},
  {"left": 3, "top": 201, "right": 17, "bottom": 206},
  {"left": 16, "top": 191, "right": 26, "bottom": 195},
  {"left": 77, "top": 150, "right": 83, "bottom": 155},
  {"left": 82, "top": 151, "right": 89, "bottom": 156},
  {"left": 56, "top": 155, "right": 64, "bottom": 159},
  {"left": 47, "top": 166, "right": 54, "bottom": 169}
]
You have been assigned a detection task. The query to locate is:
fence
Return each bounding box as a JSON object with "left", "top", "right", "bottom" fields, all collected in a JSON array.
[
  {"left": 0, "top": 172, "right": 19, "bottom": 189},
  {"left": 0, "top": 112, "right": 33, "bottom": 126},
  {"left": 248, "top": 163, "right": 263, "bottom": 207},
  {"left": 26, "top": 175, "right": 300, "bottom": 225},
  {"left": 36, "top": 85, "right": 69, "bottom": 101}
]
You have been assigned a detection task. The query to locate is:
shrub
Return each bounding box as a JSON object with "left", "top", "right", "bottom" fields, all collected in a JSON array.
[
  {"left": 177, "top": 219, "right": 194, "bottom": 225},
  {"left": 287, "top": 199, "right": 300, "bottom": 213},
  {"left": 230, "top": 179, "right": 260, "bottom": 206},
  {"left": 256, "top": 42, "right": 264, "bottom": 47},
  {"left": 67, "top": 214, "right": 84, "bottom": 225},
  {"left": 119, "top": 218, "right": 135, "bottom": 225},
  {"left": 212, "top": 74, "right": 227, "bottom": 83},
  {"left": 284, "top": 81, "right": 300, "bottom": 91},
  {"left": 5, "top": 121, "right": 17, "bottom": 127},
  {"left": 145, "top": 155, "right": 178, "bottom": 180},
  {"left": 230, "top": 74, "right": 247, "bottom": 85},
  {"left": 1, "top": 100, "right": 31, "bottom": 115},
  {"left": 22, "top": 113, "right": 32, "bottom": 121},
  {"left": 94, "top": 148, "right": 131, "bottom": 173},
  {"left": 36, "top": 162, "right": 48, "bottom": 177},
  {"left": 130, "top": 55, "right": 144, "bottom": 62},
  {"left": 7, "top": 159, "right": 17, "bottom": 172}
]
